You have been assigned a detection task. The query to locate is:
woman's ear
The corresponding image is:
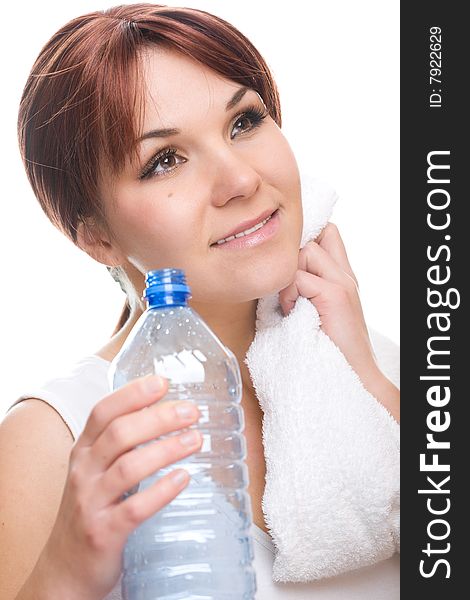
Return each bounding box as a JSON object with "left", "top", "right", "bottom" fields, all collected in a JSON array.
[{"left": 75, "top": 218, "right": 124, "bottom": 267}]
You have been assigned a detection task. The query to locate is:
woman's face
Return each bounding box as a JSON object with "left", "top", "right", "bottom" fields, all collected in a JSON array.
[{"left": 99, "top": 47, "right": 303, "bottom": 304}]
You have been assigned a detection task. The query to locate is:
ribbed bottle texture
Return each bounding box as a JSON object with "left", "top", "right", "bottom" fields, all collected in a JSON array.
[{"left": 109, "top": 269, "right": 256, "bottom": 599}]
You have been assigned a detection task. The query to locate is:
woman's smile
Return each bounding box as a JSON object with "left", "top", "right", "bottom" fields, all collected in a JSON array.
[{"left": 210, "top": 208, "right": 280, "bottom": 250}]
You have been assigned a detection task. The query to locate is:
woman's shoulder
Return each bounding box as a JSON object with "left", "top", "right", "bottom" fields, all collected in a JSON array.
[
  {"left": 0, "top": 396, "right": 74, "bottom": 597},
  {"left": 1, "top": 396, "right": 74, "bottom": 448},
  {"left": 0, "top": 397, "right": 74, "bottom": 530},
  {"left": 5, "top": 355, "right": 111, "bottom": 442}
]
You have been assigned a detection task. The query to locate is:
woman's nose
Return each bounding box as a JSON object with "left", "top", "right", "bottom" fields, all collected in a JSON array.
[{"left": 206, "top": 146, "right": 262, "bottom": 207}]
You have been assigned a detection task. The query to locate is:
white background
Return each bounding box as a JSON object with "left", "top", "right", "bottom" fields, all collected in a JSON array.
[{"left": 0, "top": 1, "right": 399, "bottom": 417}]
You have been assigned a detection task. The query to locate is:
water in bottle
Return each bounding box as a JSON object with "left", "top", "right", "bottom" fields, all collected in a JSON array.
[{"left": 108, "top": 268, "right": 256, "bottom": 599}]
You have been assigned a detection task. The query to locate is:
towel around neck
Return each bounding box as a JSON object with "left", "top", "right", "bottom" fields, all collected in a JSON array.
[{"left": 243, "top": 171, "right": 400, "bottom": 581}]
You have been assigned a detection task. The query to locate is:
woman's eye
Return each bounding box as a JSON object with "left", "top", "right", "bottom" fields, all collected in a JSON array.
[
  {"left": 232, "top": 115, "right": 253, "bottom": 136},
  {"left": 140, "top": 148, "right": 186, "bottom": 180},
  {"left": 231, "top": 107, "right": 268, "bottom": 139},
  {"left": 153, "top": 152, "right": 181, "bottom": 174}
]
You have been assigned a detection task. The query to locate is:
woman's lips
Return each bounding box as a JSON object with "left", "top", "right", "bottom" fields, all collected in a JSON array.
[{"left": 210, "top": 209, "right": 280, "bottom": 250}]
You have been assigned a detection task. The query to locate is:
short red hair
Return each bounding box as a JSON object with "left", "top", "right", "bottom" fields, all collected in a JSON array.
[{"left": 18, "top": 3, "right": 282, "bottom": 244}]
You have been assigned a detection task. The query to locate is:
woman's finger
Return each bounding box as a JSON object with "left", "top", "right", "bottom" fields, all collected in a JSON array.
[
  {"left": 89, "top": 399, "right": 200, "bottom": 473},
  {"left": 110, "top": 469, "right": 191, "bottom": 538},
  {"left": 298, "top": 240, "right": 357, "bottom": 292},
  {"left": 279, "top": 269, "right": 341, "bottom": 316},
  {"left": 97, "top": 430, "right": 202, "bottom": 506},
  {"left": 76, "top": 375, "right": 168, "bottom": 448},
  {"left": 315, "top": 223, "right": 358, "bottom": 287},
  {"left": 278, "top": 278, "right": 300, "bottom": 316}
]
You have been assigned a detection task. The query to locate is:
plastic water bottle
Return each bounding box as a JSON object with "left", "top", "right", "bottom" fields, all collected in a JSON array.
[{"left": 108, "top": 268, "right": 256, "bottom": 599}]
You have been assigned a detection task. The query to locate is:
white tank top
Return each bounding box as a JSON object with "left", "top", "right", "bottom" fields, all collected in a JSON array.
[{"left": 8, "top": 355, "right": 399, "bottom": 599}]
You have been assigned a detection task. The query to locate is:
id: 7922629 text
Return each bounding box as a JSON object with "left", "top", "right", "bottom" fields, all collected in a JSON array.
[{"left": 429, "top": 26, "right": 442, "bottom": 108}]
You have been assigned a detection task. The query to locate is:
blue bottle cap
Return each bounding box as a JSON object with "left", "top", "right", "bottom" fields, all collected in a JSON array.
[{"left": 143, "top": 268, "right": 192, "bottom": 308}]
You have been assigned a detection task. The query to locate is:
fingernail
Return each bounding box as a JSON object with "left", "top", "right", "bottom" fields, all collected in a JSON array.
[
  {"left": 171, "top": 469, "right": 188, "bottom": 485},
  {"left": 143, "top": 375, "right": 164, "bottom": 394},
  {"left": 175, "top": 402, "right": 197, "bottom": 419},
  {"left": 179, "top": 430, "right": 200, "bottom": 447}
]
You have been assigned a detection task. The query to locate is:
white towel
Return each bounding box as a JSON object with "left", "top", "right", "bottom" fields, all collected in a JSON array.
[{"left": 244, "top": 172, "right": 400, "bottom": 582}]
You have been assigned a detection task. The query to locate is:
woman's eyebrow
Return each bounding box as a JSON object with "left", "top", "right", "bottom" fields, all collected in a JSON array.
[{"left": 137, "top": 86, "right": 250, "bottom": 143}]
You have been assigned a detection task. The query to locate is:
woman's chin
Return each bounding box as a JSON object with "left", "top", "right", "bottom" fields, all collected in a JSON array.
[{"left": 239, "top": 267, "right": 297, "bottom": 302}]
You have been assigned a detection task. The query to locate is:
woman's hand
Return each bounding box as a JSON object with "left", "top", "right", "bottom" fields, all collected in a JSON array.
[
  {"left": 279, "top": 223, "right": 400, "bottom": 422},
  {"left": 37, "top": 375, "right": 202, "bottom": 600}
]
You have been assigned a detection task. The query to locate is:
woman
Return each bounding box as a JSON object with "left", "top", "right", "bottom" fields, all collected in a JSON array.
[{"left": 0, "top": 4, "right": 400, "bottom": 599}]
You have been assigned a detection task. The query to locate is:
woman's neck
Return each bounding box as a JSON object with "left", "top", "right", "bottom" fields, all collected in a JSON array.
[{"left": 191, "top": 297, "right": 258, "bottom": 393}]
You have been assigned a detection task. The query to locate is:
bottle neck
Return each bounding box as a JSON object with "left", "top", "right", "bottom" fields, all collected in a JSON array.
[{"left": 146, "top": 291, "right": 189, "bottom": 309}]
